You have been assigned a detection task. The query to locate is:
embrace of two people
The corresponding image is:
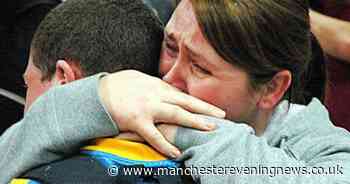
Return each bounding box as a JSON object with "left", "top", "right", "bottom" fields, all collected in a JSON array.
[{"left": 1, "top": 0, "right": 350, "bottom": 183}]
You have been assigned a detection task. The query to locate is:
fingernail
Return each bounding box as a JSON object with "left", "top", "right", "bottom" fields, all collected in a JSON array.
[
  {"left": 214, "top": 109, "right": 226, "bottom": 118},
  {"left": 170, "top": 150, "right": 181, "bottom": 158}
]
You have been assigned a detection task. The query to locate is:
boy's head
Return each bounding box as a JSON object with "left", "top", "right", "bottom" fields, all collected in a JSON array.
[{"left": 23, "top": 0, "right": 163, "bottom": 111}]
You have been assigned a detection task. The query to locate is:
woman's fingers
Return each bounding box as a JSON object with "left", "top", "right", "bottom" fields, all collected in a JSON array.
[
  {"left": 155, "top": 104, "right": 216, "bottom": 131},
  {"left": 164, "top": 91, "right": 226, "bottom": 118},
  {"left": 156, "top": 124, "right": 178, "bottom": 143},
  {"left": 98, "top": 70, "right": 222, "bottom": 158},
  {"left": 135, "top": 123, "right": 181, "bottom": 158}
]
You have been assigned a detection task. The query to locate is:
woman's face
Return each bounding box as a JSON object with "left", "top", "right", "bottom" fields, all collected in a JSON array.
[{"left": 159, "top": 0, "right": 260, "bottom": 122}]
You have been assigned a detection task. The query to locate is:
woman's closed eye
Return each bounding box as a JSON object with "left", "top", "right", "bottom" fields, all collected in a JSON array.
[
  {"left": 164, "top": 41, "right": 178, "bottom": 58},
  {"left": 191, "top": 61, "right": 211, "bottom": 76}
]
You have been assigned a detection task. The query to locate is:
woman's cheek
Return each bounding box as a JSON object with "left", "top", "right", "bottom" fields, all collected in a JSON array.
[{"left": 188, "top": 82, "right": 224, "bottom": 108}]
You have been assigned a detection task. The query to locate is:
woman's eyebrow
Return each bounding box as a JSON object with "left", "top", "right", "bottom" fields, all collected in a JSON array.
[
  {"left": 184, "top": 41, "right": 218, "bottom": 69},
  {"left": 184, "top": 41, "right": 202, "bottom": 60}
]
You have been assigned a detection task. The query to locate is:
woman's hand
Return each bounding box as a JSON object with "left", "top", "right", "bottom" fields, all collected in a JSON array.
[{"left": 98, "top": 70, "right": 225, "bottom": 158}]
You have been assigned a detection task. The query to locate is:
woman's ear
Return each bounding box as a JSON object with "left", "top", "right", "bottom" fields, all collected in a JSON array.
[
  {"left": 54, "top": 60, "right": 83, "bottom": 85},
  {"left": 258, "top": 70, "right": 292, "bottom": 110}
]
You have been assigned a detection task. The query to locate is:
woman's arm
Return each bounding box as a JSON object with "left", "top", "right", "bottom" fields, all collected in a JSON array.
[
  {"left": 0, "top": 74, "right": 118, "bottom": 183},
  {"left": 310, "top": 9, "right": 350, "bottom": 63},
  {"left": 173, "top": 112, "right": 350, "bottom": 183},
  {"left": 0, "top": 71, "right": 224, "bottom": 183}
]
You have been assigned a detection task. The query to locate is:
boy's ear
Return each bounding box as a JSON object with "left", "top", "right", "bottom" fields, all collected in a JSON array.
[
  {"left": 54, "top": 60, "right": 83, "bottom": 85},
  {"left": 257, "top": 70, "right": 292, "bottom": 110}
]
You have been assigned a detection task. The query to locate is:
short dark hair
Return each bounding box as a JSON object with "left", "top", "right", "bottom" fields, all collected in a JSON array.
[{"left": 31, "top": 0, "right": 163, "bottom": 80}]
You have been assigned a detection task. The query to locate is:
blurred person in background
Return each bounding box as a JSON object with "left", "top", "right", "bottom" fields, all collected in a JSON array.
[
  {"left": 143, "top": 0, "right": 176, "bottom": 24},
  {"left": 0, "top": 0, "right": 60, "bottom": 134},
  {"left": 310, "top": 1, "right": 350, "bottom": 131}
]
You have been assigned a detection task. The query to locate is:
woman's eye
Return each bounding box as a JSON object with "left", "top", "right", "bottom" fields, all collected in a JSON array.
[
  {"left": 166, "top": 42, "right": 176, "bottom": 50},
  {"left": 192, "top": 62, "right": 211, "bottom": 75},
  {"left": 165, "top": 42, "right": 178, "bottom": 57}
]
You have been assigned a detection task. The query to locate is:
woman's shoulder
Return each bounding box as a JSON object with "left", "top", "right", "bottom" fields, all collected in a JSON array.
[
  {"left": 264, "top": 98, "right": 349, "bottom": 145},
  {"left": 272, "top": 98, "right": 331, "bottom": 129}
]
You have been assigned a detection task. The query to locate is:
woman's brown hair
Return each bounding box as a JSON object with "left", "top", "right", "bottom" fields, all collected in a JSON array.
[{"left": 190, "top": 0, "right": 312, "bottom": 104}]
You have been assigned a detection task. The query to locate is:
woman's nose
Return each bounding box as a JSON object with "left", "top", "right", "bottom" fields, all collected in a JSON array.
[{"left": 162, "top": 64, "right": 187, "bottom": 92}]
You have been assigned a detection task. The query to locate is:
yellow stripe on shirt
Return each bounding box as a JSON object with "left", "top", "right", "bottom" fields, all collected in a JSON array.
[
  {"left": 10, "top": 179, "right": 33, "bottom": 184},
  {"left": 82, "top": 138, "right": 167, "bottom": 161}
]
